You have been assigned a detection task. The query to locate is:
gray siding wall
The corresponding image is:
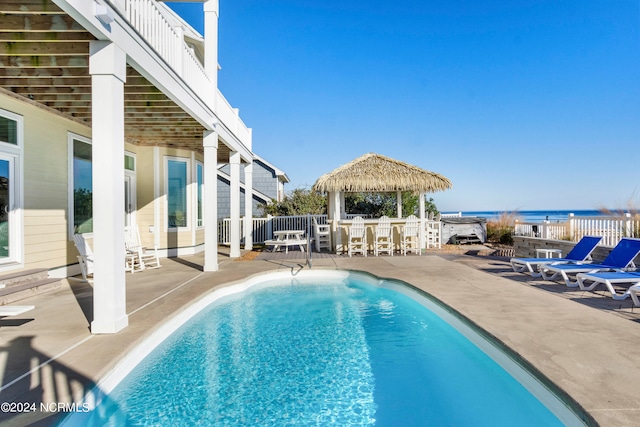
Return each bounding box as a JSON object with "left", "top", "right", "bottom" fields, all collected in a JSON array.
[
  {"left": 217, "top": 175, "right": 264, "bottom": 219},
  {"left": 252, "top": 160, "right": 279, "bottom": 200},
  {"left": 217, "top": 159, "right": 281, "bottom": 218}
]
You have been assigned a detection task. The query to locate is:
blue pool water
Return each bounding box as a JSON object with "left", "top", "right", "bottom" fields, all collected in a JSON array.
[{"left": 66, "top": 273, "right": 583, "bottom": 426}]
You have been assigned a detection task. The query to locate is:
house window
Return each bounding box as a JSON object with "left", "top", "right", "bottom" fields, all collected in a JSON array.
[
  {"left": 196, "top": 162, "right": 203, "bottom": 227},
  {"left": 0, "top": 109, "right": 22, "bottom": 266},
  {"left": 166, "top": 158, "right": 189, "bottom": 229},
  {"left": 0, "top": 116, "right": 18, "bottom": 146},
  {"left": 72, "top": 137, "right": 93, "bottom": 234},
  {"left": 125, "top": 154, "right": 135, "bottom": 171}
]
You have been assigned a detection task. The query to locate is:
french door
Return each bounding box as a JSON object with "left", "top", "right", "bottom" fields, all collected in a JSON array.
[
  {"left": 0, "top": 154, "right": 18, "bottom": 264},
  {"left": 124, "top": 173, "right": 136, "bottom": 227}
]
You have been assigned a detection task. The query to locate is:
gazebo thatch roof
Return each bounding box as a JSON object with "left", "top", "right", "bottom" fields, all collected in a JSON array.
[{"left": 312, "top": 153, "right": 453, "bottom": 193}]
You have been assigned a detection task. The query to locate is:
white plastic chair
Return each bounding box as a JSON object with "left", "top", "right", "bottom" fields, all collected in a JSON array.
[
  {"left": 401, "top": 215, "right": 421, "bottom": 256},
  {"left": 374, "top": 216, "right": 393, "bottom": 256},
  {"left": 312, "top": 217, "right": 331, "bottom": 252},
  {"left": 73, "top": 233, "right": 94, "bottom": 282},
  {"left": 348, "top": 216, "right": 367, "bottom": 257},
  {"left": 125, "top": 225, "right": 161, "bottom": 272},
  {"left": 426, "top": 212, "right": 442, "bottom": 249}
]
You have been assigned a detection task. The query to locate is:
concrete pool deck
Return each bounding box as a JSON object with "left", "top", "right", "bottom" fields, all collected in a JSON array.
[{"left": 1, "top": 248, "right": 639, "bottom": 426}]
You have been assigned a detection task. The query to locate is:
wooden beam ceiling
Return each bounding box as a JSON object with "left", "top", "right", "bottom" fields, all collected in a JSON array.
[{"left": 0, "top": 0, "right": 212, "bottom": 154}]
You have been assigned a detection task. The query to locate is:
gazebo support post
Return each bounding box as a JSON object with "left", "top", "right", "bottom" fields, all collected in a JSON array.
[
  {"left": 419, "top": 191, "right": 426, "bottom": 249},
  {"left": 396, "top": 190, "right": 402, "bottom": 218},
  {"left": 328, "top": 191, "right": 342, "bottom": 251}
]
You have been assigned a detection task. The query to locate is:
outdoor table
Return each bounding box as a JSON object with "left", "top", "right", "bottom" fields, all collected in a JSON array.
[
  {"left": 265, "top": 230, "right": 307, "bottom": 253},
  {"left": 535, "top": 248, "right": 563, "bottom": 259}
]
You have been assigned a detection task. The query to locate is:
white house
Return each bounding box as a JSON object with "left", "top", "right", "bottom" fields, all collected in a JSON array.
[{"left": 0, "top": 0, "right": 261, "bottom": 333}]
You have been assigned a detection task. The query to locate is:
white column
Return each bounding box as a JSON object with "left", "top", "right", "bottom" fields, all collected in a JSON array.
[
  {"left": 244, "top": 161, "right": 253, "bottom": 250},
  {"left": 331, "top": 192, "right": 342, "bottom": 221},
  {"left": 340, "top": 192, "right": 346, "bottom": 219},
  {"left": 204, "top": 0, "right": 219, "bottom": 90},
  {"left": 397, "top": 190, "right": 402, "bottom": 218},
  {"left": 330, "top": 191, "right": 342, "bottom": 252},
  {"left": 203, "top": 130, "right": 218, "bottom": 271},
  {"left": 229, "top": 151, "right": 241, "bottom": 258},
  {"left": 419, "top": 192, "right": 426, "bottom": 249},
  {"left": 89, "top": 41, "right": 128, "bottom": 334}
]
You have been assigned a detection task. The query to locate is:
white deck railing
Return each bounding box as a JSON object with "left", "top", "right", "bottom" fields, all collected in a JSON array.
[
  {"left": 221, "top": 213, "right": 640, "bottom": 247},
  {"left": 218, "top": 215, "right": 328, "bottom": 245},
  {"left": 123, "top": 0, "right": 212, "bottom": 104},
  {"left": 120, "top": 0, "right": 252, "bottom": 146},
  {"left": 514, "top": 213, "right": 639, "bottom": 246}
]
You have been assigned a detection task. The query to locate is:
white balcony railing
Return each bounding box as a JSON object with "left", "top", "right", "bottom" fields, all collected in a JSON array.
[
  {"left": 120, "top": 0, "right": 251, "bottom": 148},
  {"left": 123, "top": 0, "right": 213, "bottom": 106}
]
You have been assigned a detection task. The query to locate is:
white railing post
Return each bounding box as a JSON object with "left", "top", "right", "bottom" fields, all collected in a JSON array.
[
  {"left": 173, "top": 25, "right": 184, "bottom": 77},
  {"left": 542, "top": 220, "right": 550, "bottom": 239},
  {"left": 568, "top": 213, "right": 575, "bottom": 241},
  {"left": 625, "top": 212, "right": 632, "bottom": 237},
  {"left": 267, "top": 214, "right": 273, "bottom": 240}
]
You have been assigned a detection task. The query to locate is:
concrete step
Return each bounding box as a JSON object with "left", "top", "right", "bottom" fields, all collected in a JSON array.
[
  {"left": 0, "top": 268, "right": 49, "bottom": 288},
  {"left": 0, "top": 268, "right": 62, "bottom": 305},
  {"left": 0, "top": 278, "right": 62, "bottom": 305}
]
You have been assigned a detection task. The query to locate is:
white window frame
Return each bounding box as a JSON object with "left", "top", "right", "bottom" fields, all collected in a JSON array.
[
  {"left": 164, "top": 156, "right": 191, "bottom": 232},
  {"left": 195, "top": 161, "right": 204, "bottom": 229},
  {"left": 0, "top": 108, "right": 24, "bottom": 267},
  {"left": 125, "top": 151, "right": 137, "bottom": 227},
  {"left": 67, "top": 133, "right": 93, "bottom": 239}
]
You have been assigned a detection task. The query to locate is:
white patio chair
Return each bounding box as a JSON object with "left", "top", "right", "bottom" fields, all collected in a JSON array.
[
  {"left": 426, "top": 212, "right": 442, "bottom": 249},
  {"left": 125, "top": 225, "right": 161, "bottom": 272},
  {"left": 374, "top": 215, "right": 393, "bottom": 256},
  {"left": 348, "top": 216, "right": 367, "bottom": 257},
  {"left": 73, "top": 233, "right": 94, "bottom": 282},
  {"left": 401, "top": 215, "right": 421, "bottom": 256},
  {"left": 312, "top": 217, "right": 331, "bottom": 252}
]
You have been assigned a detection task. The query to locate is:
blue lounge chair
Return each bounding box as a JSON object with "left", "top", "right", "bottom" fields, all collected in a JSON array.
[
  {"left": 575, "top": 271, "right": 640, "bottom": 300},
  {"left": 510, "top": 236, "right": 602, "bottom": 277},
  {"left": 540, "top": 238, "right": 640, "bottom": 287}
]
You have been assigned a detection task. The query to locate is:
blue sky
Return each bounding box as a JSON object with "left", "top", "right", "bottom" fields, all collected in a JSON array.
[{"left": 167, "top": 1, "right": 640, "bottom": 212}]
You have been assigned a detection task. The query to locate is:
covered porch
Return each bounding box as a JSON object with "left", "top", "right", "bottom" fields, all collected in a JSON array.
[{"left": 0, "top": 0, "right": 256, "bottom": 334}]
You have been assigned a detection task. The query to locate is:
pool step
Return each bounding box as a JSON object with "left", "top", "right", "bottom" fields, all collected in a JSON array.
[{"left": 0, "top": 268, "right": 62, "bottom": 305}]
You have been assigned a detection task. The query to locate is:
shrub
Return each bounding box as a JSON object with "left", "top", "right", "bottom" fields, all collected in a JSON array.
[{"left": 486, "top": 211, "right": 520, "bottom": 245}]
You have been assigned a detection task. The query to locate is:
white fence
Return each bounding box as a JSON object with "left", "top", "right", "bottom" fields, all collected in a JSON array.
[
  {"left": 218, "top": 215, "right": 328, "bottom": 245},
  {"left": 222, "top": 212, "right": 640, "bottom": 247},
  {"left": 514, "top": 213, "right": 639, "bottom": 246}
]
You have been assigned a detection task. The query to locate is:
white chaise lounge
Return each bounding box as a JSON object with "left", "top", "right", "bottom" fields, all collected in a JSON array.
[{"left": 510, "top": 235, "right": 601, "bottom": 277}]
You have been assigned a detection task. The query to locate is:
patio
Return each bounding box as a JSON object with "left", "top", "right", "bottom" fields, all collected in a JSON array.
[{"left": 1, "top": 249, "right": 639, "bottom": 426}]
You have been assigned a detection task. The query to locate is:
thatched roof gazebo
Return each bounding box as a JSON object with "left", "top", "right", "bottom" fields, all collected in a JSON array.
[
  {"left": 313, "top": 152, "right": 452, "bottom": 194},
  {"left": 312, "top": 153, "right": 453, "bottom": 252},
  {"left": 313, "top": 152, "right": 452, "bottom": 218}
]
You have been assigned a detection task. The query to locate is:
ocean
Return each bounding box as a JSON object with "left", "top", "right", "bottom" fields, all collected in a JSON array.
[{"left": 444, "top": 209, "right": 609, "bottom": 223}]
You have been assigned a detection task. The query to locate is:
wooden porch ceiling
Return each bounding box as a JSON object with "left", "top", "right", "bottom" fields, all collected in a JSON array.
[{"left": 0, "top": 0, "right": 230, "bottom": 159}]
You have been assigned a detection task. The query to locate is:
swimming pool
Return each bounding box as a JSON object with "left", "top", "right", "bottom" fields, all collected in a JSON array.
[{"left": 62, "top": 270, "right": 587, "bottom": 426}]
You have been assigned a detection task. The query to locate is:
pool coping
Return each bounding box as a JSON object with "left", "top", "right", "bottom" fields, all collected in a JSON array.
[{"left": 64, "top": 268, "right": 594, "bottom": 426}]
